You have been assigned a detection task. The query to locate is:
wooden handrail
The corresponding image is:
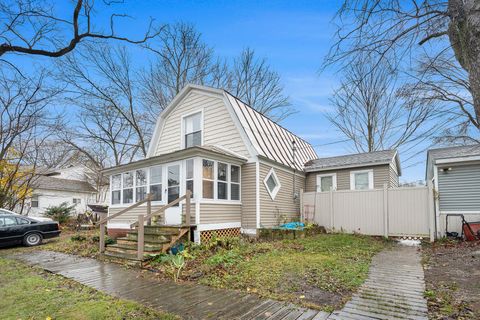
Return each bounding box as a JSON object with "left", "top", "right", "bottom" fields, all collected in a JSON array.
[
  {"left": 97, "top": 194, "right": 152, "bottom": 225},
  {"left": 130, "top": 190, "right": 192, "bottom": 228},
  {"left": 99, "top": 191, "right": 192, "bottom": 255}
]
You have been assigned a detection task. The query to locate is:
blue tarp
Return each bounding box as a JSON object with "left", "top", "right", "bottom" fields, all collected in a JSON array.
[{"left": 278, "top": 222, "right": 305, "bottom": 230}]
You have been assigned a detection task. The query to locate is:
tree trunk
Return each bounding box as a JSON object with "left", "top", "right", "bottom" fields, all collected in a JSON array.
[{"left": 448, "top": 0, "right": 480, "bottom": 128}]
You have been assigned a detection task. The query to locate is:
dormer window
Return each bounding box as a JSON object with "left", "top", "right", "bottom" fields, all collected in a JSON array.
[{"left": 183, "top": 112, "right": 202, "bottom": 148}]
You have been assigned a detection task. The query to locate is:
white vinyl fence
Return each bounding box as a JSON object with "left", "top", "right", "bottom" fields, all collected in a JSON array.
[{"left": 301, "top": 183, "right": 435, "bottom": 241}]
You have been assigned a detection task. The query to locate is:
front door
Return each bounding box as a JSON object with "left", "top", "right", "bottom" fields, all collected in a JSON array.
[{"left": 165, "top": 163, "right": 182, "bottom": 225}]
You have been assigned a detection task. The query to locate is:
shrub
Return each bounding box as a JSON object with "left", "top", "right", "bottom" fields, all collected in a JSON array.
[
  {"left": 44, "top": 202, "right": 76, "bottom": 224},
  {"left": 70, "top": 235, "right": 87, "bottom": 242}
]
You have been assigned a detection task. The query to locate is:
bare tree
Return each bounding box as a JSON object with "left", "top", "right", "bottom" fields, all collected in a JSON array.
[
  {"left": 142, "top": 24, "right": 292, "bottom": 122},
  {"left": 325, "top": 0, "right": 480, "bottom": 135},
  {"left": 230, "top": 48, "right": 293, "bottom": 122},
  {"left": 56, "top": 42, "right": 151, "bottom": 164},
  {"left": 0, "top": 69, "right": 58, "bottom": 210},
  {"left": 328, "top": 58, "right": 435, "bottom": 153},
  {"left": 141, "top": 22, "right": 230, "bottom": 114},
  {"left": 0, "top": 0, "right": 161, "bottom": 62}
]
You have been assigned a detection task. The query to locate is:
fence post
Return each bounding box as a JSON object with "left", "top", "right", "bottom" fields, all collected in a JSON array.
[
  {"left": 427, "top": 181, "right": 435, "bottom": 242},
  {"left": 329, "top": 187, "right": 334, "bottom": 230},
  {"left": 99, "top": 223, "right": 105, "bottom": 253},
  {"left": 146, "top": 193, "right": 152, "bottom": 226},
  {"left": 383, "top": 184, "right": 389, "bottom": 238},
  {"left": 137, "top": 215, "right": 144, "bottom": 260},
  {"left": 185, "top": 190, "right": 191, "bottom": 225},
  {"left": 299, "top": 188, "right": 304, "bottom": 222}
]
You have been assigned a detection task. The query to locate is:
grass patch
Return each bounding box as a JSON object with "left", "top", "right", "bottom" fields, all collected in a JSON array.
[
  {"left": 148, "top": 233, "right": 388, "bottom": 311},
  {"left": 0, "top": 257, "right": 178, "bottom": 320}
]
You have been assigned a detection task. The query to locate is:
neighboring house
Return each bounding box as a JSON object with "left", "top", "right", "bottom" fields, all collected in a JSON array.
[
  {"left": 426, "top": 145, "right": 480, "bottom": 237},
  {"left": 304, "top": 150, "right": 401, "bottom": 192},
  {"left": 27, "top": 166, "right": 99, "bottom": 217},
  {"left": 103, "top": 84, "right": 318, "bottom": 241}
]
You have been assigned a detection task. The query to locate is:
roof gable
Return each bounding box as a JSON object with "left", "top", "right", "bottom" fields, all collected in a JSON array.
[{"left": 147, "top": 84, "right": 318, "bottom": 170}]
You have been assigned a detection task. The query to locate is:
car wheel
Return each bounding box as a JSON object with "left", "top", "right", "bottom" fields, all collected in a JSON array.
[{"left": 23, "top": 233, "right": 42, "bottom": 246}]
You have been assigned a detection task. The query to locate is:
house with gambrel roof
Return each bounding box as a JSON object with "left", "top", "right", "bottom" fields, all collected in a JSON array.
[{"left": 103, "top": 84, "right": 317, "bottom": 242}]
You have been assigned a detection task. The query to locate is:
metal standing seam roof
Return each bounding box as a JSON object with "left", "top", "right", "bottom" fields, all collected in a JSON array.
[
  {"left": 304, "top": 149, "right": 399, "bottom": 172},
  {"left": 226, "top": 93, "right": 318, "bottom": 171},
  {"left": 32, "top": 176, "right": 97, "bottom": 193}
]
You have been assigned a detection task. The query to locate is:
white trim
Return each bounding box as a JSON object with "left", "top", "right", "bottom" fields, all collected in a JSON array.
[
  {"left": 241, "top": 228, "right": 257, "bottom": 235},
  {"left": 106, "top": 222, "right": 131, "bottom": 229},
  {"left": 316, "top": 173, "right": 337, "bottom": 192},
  {"left": 263, "top": 167, "right": 281, "bottom": 200},
  {"left": 305, "top": 161, "right": 390, "bottom": 173},
  {"left": 255, "top": 160, "right": 260, "bottom": 229},
  {"left": 435, "top": 155, "right": 480, "bottom": 165},
  {"left": 439, "top": 211, "right": 480, "bottom": 215},
  {"left": 196, "top": 222, "right": 241, "bottom": 231},
  {"left": 199, "top": 199, "right": 242, "bottom": 205},
  {"left": 180, "top": 109, "right": 204, "bottom": 149},
  {"left": 433, "top": 166, "right": 441, "bottom": 238},
  {"left": 350, "top": 169, "right": 374, "bottom": 190}
]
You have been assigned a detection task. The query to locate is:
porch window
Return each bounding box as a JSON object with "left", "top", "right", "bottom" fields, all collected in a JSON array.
[
  {"left": 231, "top": 165, "right": 240, "bottom": 200},
  {"left": 217, "top": 162, "right": 228, "bottom": 200},
  {"left": 111, "top": 174, "right": 121, "bottom": 205},
  {"left": 136, "top": 169, "right": 147, "bottom": 201},
  {"left": 186, "top": 159, "right": 194, "bottom": 197},
  {"left": 350, "top": 169, "right": 373, "bottom": 190},
  {"left": 184, "top": 112, "right": 202, "bottom": 148},
  {"left": 122, "top": 172, "right": 134, "bottom": 204},
  {"left": 202, "top": 159, "right": 214, "bottom": 199},
  {"left": 149, "top": 166, "right": 162, "bottom": 201},
  {"left": 264, "top": 168, "right": 281, "bottom": 200}
]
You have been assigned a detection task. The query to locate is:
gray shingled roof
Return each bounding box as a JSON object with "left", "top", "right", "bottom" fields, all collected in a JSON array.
[
  {"left": 33, "top": 176, "right": 97, "bottom": 193},
  {"left": 427, "top": 145, "right": 480, "bottom": 162},
  {"left": 426, "top": 144, "right": 480, "bottom": 180},
  {"left": 305, "top": 150, "right": 399, "bottom": 173}
]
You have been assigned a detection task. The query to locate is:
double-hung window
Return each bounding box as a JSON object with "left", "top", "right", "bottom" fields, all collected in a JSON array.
[
  {"left": 316, "top": 174, "right": 336, "bottom": 192},
  {"left": 149, "top": 166, "right": 163, "bottom": 201},
  {"left": 111, "top": 174, "right": 121, "bottom": 205},
  {"left": 350, "top": 169, "right": 374, "bottom": 190},
  {"left": 136, "top": 169, "right": 147, "bottom": 201},
  {"left": 122, "top": 172, "right": 134, "bottom": 204},
  {"left": 31, "top": 195, "right": 39, "bottom": 208},
  {"left": 217, "top": 162, "right": 228, "bottom": 200},
  {"left": 202, "top": 160, "right": 214, "bottom": 199},
  {"left": 185, "top": 159, "right": 194, "bottom": 197},
  {"left": 184, "top": 112, "right": 202, "bottom": 148},
  {"left": 230, "top": 165, "right": 240, "bottom": 200}
]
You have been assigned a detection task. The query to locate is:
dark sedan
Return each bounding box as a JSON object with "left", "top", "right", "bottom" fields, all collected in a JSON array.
[{"left": 0, "top": 214, "right": 61, "bottom": 247}]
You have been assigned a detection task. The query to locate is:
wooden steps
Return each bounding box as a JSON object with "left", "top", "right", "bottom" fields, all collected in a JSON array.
[{"left": 103, "top": 225, "right": 191, "bottom": 265}]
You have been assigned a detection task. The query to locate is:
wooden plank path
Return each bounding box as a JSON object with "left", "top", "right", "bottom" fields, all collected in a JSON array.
[
  {"left": 328, "top": 245, "right": 428, "bottom": 320},
  {"left": 13, "top": 251, "right": 330, "bottom": 320}
]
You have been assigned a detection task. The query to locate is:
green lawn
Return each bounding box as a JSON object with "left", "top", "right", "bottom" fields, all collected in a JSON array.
[
  {"left": 0, "top": 257, "right": 178, "bottom": 320},
  {"left": 149, "top": 233, "right": 389, "bottom": 311}
]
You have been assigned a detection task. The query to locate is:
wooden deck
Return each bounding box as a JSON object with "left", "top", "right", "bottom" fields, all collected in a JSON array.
[{"left": 13, "top": 251, "right": 330, "bottom": 320}]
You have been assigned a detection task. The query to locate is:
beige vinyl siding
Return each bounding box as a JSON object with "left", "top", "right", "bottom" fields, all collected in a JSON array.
[
  {"left": 389, "top": 164, "right": 399, "bottom": 187},
  {"left": 305, "top": 164, "right": 395, "bottom": 192},
  {"left": 241, "top": 162, "right": 257, "bottom": 229},
  {"left": 259, "top": 162, "right": 305, "bottom": 228},
  {"left": 154, "top": 91, "right": 249, "bottom": 158},
  {"left": 108, "top": 203, "right": 197, "bottom": 226},
  {"left": 199, "top": 203, "right": 241, "bottom": 224}
]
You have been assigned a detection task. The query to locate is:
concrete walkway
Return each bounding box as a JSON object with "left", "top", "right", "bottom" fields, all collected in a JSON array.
[
  {"left": 328, "top": 245, "right": 428, "bottom": 320},
  {"left": 13, "top": 251, "right": 329, "bottom": 320}
]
